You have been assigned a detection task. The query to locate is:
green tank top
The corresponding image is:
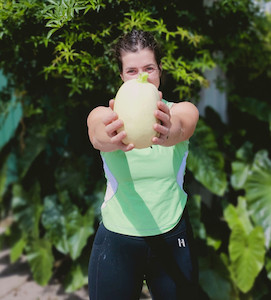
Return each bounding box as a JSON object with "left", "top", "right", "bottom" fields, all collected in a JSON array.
[{"left": 100, "top": 100, "right": 189, "bottom": 236}]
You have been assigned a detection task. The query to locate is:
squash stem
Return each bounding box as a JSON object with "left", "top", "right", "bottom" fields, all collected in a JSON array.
[{"left": 137, "top": 72, "right": 148, "bottom": 83}]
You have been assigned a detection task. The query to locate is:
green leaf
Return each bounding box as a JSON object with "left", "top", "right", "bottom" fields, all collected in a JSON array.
[
  {"left": 229, "top": 95, "right": 271, "bottom": 124},
  {"left": 206, "top": 236, "right": 222, "bottom": 251},
  {"left": 64, "top": 204, "right": 95, "bottom": 260},
  {"left": 199, "top": 253, "right": 234, "bottom": 300},
  {"left": 42, "top": 195, "right": 69, "bottom": 254},
  {"left": 0, "top": 152, "right": 18, "bottom": 201},
  {"left": 64, "top": 261, "right": 88, "bottom": 292},
  {"left": 27, "top": 238, "right": 54, "bottom": 286},
  {"left": 245, "top": 150, "right": 271, "bottom": 248},
  {"left": 12, "top": 183, "right": 43, "bottom": 239},
  {"left": 42, "top": 192, "right": 95, "bottom": 260},
  {"left": 231, "top": 161, "right": 250, "bottom": 190},
  {"left": 265, "top": 256, "right": 271, "bottom": 281},
  {"left": 229, "top": 224, "right": 265, "bottom": 293},
  {"left": 186, "top": 194, "right": 206, "bottom": 239},
  {"left": 231, "top": 142, "right": 254, "bottom": 189},
  {"left": 17, "top": 132, "right": 47, "bottom": 179},
  {"left": 224, "top": 197, "right": 253, "bottom": 235},
  {"left": 188, "top": 119, "right": 227, "bottom": 196},
  {"left": 10, "top": 237, "right": 26, "bottom": 263},
  {"left": 0, "top": 96, "right": 23, "bottom": 151}
]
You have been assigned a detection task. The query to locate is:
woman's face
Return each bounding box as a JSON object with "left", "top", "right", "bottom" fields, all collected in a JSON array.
[{"left": 120, "top": 48, "right": 161, "bottom": 89}]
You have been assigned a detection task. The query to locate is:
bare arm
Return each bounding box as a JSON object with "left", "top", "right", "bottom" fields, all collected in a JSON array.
[
  {"left": 152, "top": 101, "right": 199, "bottom": 146},
  {"left": 87, "top": 100, "right": 134, "bottom": 152}
]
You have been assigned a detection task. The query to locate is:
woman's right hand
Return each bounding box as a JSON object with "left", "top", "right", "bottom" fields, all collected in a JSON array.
[
  {"left": 102, "top": 100, "right": 134, "bottom": 152},
  {"left": 87, "top": 100, "right": 134, "bottom": 152}
]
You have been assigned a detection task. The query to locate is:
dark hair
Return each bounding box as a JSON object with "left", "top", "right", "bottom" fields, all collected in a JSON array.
[{"left": 113, "top": 29, "right": 163, "bottom": 73}]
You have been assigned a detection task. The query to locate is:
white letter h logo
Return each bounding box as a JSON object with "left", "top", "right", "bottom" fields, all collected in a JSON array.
[{"left": 178, "top": 238, "right": 186, "bottom": 247}]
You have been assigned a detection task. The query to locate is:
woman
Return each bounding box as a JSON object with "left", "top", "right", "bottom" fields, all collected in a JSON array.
[{"left": 87, "top": 29, "right": 199, "bottom": 300}]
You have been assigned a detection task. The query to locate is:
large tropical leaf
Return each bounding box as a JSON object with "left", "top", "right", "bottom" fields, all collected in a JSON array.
[
  {"left": 17, "top": 129, "right": 47, "bottom": 179},
  {"left": 229, "top": 224, "right": 265, "bottom": 293},
  {"left": 199, "top": 252, "right": 234, "bottom": 300},
  {"left": 188, "top": 119, "right": 227, "bottom": 196},
  {"left": 27, "top": 238, "right": 54, "bottom": 286},
  {"left": 266, "top": 256, "right": 271, "bottom": 281},
  {"left": 10, "top": 236, "right": 26, "bottom": 263},
  {"left": 64, "top": 260, "right": 88, "bottom": 292},
  {"left": 231, "top": 161, "right": 250, "bottom": 190},
  {"left": 224, "top": 197, "right": 253, "bottom": 235},
  {"left": 231, "top": 142, "right": 254, "bottom": 190},
  {"left": 244, "top": 150, "right": 271, "bottom": 249},
  {"left": 186, "top": 194, "right": 206, "bottom": 239},
  {"left": 12, "top": 182, "right": 43, "bottom": 238},
  {"left": 0, "top": 152, "right": 18, "bottom": 201},
  {"left": 0, "top": 96, "right": 23, "bottom": 151},
  {"left": 229, "top": 95, "right": 271, "bottom": 125},
  {"left": 41, "top": 194, "right": 69, "bottom": 254},
  {"left": 224, "top": 197, "right": 266, "bottom": 293},
  {"left": 42, "top": 192, "right": 95, "bottom": 260}
]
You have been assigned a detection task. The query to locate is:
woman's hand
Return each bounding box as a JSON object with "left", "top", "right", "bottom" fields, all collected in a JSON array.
[
  {"left": 87, "top": 99, "right": 134, "bottom": 152},
  {"left": 152, "top": 100, "right": 171, "bottom": 145},
  {"left": 104, "top": 100, "right": 134, "bottom": 152},
  {"left": 152, "top": 100, "right": 199, "bottom": 147}
]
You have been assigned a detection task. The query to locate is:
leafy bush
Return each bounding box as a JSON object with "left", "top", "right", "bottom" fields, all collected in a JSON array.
[{"left": 1, "top": 0, "right": 271, "bottom": 298}]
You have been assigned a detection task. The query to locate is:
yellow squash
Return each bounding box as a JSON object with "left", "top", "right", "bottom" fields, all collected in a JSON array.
[{"left": 114, "top": 72, "right": 160, "bottom": 149}]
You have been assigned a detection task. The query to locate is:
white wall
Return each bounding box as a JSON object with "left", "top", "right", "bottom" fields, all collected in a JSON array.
[{"left": 198, "top": 67, "right": 228, "bottom": 123}]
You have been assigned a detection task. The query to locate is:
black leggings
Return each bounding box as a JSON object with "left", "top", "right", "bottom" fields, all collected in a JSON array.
[{"left": 88, "top": 209, "right": 198, "bottom": 300}]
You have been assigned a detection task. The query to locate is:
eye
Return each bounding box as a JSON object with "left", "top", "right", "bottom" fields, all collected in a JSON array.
[
  {"left": 127, "top": 69, "right": 137, "bottom": 74},
  {"left": 145, "top": 67, "right": 155, "bottom": 73}
]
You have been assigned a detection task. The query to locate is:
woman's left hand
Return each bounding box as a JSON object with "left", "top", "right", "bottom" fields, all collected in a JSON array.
[{"left": 152, "top": 100, "right": 171, "bottom": 145}]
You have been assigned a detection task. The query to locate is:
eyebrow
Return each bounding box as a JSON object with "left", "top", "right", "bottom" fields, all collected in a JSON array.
[{"left": 124, "top": 64, "right": 157, "bottom": 71}]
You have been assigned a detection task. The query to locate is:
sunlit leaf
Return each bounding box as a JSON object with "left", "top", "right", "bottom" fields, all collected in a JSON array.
[
  {"left": 231, "top": 142, "right": 254, "bottom": 189},
  {"left": 224, "top": 197, "right": 253, "bottom": 235},
  {"left": 231, "top": 161, "right": 250, "bottom": 190},
  {"left": 10, "top": 236, "right": 26, "bottom": 263},
  {"left": 245, "top": 150, "right": 271, "bottom": 248},
  {"left": 229, "top": 224, "right": 265, "bottom": 293},
  {"left": 27, "top": 238, "right": 54, "bottom": 286}
]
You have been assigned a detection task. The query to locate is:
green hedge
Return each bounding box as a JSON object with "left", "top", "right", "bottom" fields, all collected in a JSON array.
[{"left": 1, "top": 0, "right": 271, "bottom": 298}]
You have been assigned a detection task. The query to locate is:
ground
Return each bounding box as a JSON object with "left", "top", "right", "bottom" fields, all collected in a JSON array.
[{"left": 0, "top": 247, "right": 151, "bottom": 300}]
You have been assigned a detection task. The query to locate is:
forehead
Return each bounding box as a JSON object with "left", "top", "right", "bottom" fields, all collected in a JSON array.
[{"left": 121, "top": 48, "right": 157, "bottom": 69}]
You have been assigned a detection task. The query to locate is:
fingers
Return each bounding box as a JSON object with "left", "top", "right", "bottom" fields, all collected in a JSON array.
[
  {"left": 105, "top": 118, "right": 123, "bottom": 137},
  {"left": 122, "top": 143, "right": 135, "bottom": 152},
  {"left": 158, "top": 91, "right": 163, "bottom": 101},
  {"left": 156, "top": 100, "right": 170, "bottom": 116},
  {"left": 109, "top": 99, "right": 115, "bottom": 110},
  {"left": 154, "top": 101, "right": 171, "bottom": 129},
  {"left": 103, "top": 104, "right": 134, "bottom": 152},
  {"left": 111, "top": 131, "right": 135, "bottom": 152},
  {"left": 153, "top": 100, "right": 171, "bottom": 145}
]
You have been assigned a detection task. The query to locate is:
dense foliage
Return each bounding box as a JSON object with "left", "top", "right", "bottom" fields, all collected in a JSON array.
[{"left": 1, "top": 0, "right": 271, "bottom": 298}]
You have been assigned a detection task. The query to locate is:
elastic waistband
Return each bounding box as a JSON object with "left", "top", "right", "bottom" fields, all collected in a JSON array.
[{"left": 100, "top": 207, "right": 188, "bottom": 242}]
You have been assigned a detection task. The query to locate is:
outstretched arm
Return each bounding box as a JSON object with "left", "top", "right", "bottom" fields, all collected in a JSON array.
[
  {"left": 87, "top": 100, "right": 134, "bottom": 152},
  {"left": 152, "top": 101, "right": 199, "bottom": 146}
]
